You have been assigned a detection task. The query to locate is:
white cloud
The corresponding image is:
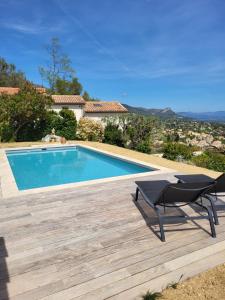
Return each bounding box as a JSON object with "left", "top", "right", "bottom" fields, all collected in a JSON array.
[{"left": 1, "top": 19, "right": 66, "bottom": 35}]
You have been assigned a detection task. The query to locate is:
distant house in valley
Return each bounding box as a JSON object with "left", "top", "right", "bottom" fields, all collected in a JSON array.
[{"left": 0, "top": 87, "right": 128, "bottom": 122}]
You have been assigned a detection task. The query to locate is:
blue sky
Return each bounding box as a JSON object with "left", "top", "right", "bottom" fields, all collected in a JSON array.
[{"left": 0, "top": 0, "right": 225, "bottom": 112}]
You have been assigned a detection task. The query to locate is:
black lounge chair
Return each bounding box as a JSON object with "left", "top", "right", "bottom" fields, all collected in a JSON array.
[
  {"left": 175, "top": 173, "right": 225, "bottom": 225},
  {"left": 135, "top": 180, "right": 216, "bottom": 242}
]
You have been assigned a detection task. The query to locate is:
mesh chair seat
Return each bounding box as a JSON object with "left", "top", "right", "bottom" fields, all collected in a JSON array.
[{"left": 135, "top": 179, "right": 216, "bottom": 242}]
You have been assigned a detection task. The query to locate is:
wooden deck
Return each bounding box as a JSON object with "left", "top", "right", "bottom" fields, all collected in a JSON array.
[{"left": 1, "top": 172, "right": 225, "bottom": 300}]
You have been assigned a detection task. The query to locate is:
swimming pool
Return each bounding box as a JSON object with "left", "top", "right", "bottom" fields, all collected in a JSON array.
[{"left": 6, "top": 146, "right": 154, "bottom": 190}]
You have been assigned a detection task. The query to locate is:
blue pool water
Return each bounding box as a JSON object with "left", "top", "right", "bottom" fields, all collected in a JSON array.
[{"left": 6, "top": 146, "right": 153, "bottom": 190}]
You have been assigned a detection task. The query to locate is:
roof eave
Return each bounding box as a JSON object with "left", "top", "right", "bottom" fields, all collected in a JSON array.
[
  {"left": 53, "top": 102, "right": 85, "bottom": 105},
  {"left": 85, "top": 110, "right": 128, "bottom": 113}
]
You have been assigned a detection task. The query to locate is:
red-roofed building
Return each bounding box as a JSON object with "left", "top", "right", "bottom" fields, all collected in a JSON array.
[
  {"left": 0, "top": 87, "right": 128, "bottom": 121},
  {"left": 84, "top": 101, "right": 127, "bottom": 121},
  {"left": 0, "top": 87, "right": 46, "bottom": 95}
]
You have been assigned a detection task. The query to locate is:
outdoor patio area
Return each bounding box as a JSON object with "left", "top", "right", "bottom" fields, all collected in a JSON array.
[{"left": 1, "top": 171, "right": 225, "bottom": 300}]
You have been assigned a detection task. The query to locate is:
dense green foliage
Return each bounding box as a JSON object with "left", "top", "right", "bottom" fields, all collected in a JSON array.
[
  {"left": 54, "top": 77, "right": 82, "bottom": 95},
  {"left": 103, "top": 114, "right": 155, "bottom": 154},
  {"left": 127, "top": 115, "right": 154, "bottom": 153},
  {"left": 82, "top": 90, "right": 99, "bottom": 101},
  {"left": 77, "top": 118, "right": 104, "bottom": 142},
  {"left": 0, "top": 57, "right": 28, "bottom": 87},
  {"left": 192, "top": 151, "right": 225, "bottom": 172},
  {"left": 0, "top": 84, "right": 52, "bottom": 141},
  {"left": 163, "top": 143, "right": 225, "bottom": 172},
  {"left": 163, "top": 143, "right": 194, "bottom": 161},
  {"left": 136, "top": 140, "right": 152, "bottom": 154},
  {"left": 82, "top": 91, "right": 92, "bottom": 101},
  {"left": 103, "top": 123, "right": 124, "bottom": 147},
  {"left": 45, "top": 109, "right": 77, "bottom": 140}
]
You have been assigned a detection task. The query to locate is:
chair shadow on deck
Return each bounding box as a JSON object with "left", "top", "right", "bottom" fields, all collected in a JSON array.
[
  {"left": 0, "top": 237, "right": 9, "bottom": 300},
  {"left": 131, "top": 193, "right": 213, "bottom": 241},
  {"left": 189, "top": 196, "right": 225, "bottom": 221}
]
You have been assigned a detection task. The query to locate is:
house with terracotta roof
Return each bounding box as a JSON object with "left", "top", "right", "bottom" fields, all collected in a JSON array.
[
  {"left": 51, "top": 95, "right": 127, "bottom": 121},
  {"left": 51, "top": 95, "right": 86, "bottom": 120},
  {"left": 84, "top": 101, "right": 127, "bottom": 121},
  {"left": 0, "top": 87, "right": 128, "bottom": 122}
]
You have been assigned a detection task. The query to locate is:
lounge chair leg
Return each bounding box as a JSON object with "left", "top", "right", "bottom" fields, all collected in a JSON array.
[
  {"left": 155, "top": 207, "right": 165, "bottom": 242},
  {"left": 207, "top": 195, "right": 219, "bottom": 225},
  {"left": 135, "top": 188, "right": 139, "bottom": 201},
  {"left": 195, "top": 201, "right": 216, "bottom": 238},
  {"left": 201, "top": 204, "right": 216, "bottom": 238},
  {"left": 207, "top": 207, "right": 216, "bottom": 238},
  {"left": 204, "top": 195, "right": 219, "bottom": 225}
]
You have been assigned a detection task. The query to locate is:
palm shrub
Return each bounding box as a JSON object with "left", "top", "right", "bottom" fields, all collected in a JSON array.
[{"left": 77, "top": 118, "right": 104, "bottom": 142}]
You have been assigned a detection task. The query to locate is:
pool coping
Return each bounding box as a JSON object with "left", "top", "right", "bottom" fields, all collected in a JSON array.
[{"left": 0, "top": 143, "right": 175, "bottom": 199}]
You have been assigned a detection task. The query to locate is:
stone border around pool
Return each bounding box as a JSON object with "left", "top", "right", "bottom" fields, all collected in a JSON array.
[{"left": 0, "top": 143, "right": 175, "bottom": 199}]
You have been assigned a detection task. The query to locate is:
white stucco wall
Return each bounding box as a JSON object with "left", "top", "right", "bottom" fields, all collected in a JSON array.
[
  {"left": 51, "top": 105, "right": 125, "bottom": 123},
  {"left": 84, "top": 112, "right": 122, "bottom": 122},
  {"left": 52, "top": 104, "right": 84, "bottom": 121}
]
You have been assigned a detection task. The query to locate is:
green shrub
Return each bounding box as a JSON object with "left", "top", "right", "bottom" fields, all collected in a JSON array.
[
  {"left": 142, "top": 291, "right": 162, "bottom": 300},
  {"left": 44, "top": 108, "right": 77, "bottom": 140},
  {"left": 136, "top": 140, "right": 151, "bottom": 154},
  {"left": 103, "top": 123, "right": 124, "bottom": 147},
  {"left": 126, "top": 115, "right": 155, "bottom": 150},
  {"left": 103, "top": 114, "right": 157, "bottom": 153},
  {"left": 16, "top": 119, "right": 47, "bottom": 142},
  {"left": 77, "top": 118, "right": 104, "bottom": 142},
  {"left": 163, "top": 143, "right": 193, "bottom": 161},
  {"left": 43, "top": 110, "right": 61, "bottom": 136},
  {"left": 57, "top": 108, "right": 77, "bottom": 140},
  {"left": 0, "top": 122, "right": 14, "bottom": 142},
  {"left": 0, "top": 83, "right": 52, "bottom": 141},
  {"left": 192, "top": 151, "right": 225, "bottom": 172}
]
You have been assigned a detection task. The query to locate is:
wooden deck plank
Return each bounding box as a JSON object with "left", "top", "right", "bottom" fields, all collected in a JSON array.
[{"left": 0, "top": 172, "right": 225, "bottom": 300}]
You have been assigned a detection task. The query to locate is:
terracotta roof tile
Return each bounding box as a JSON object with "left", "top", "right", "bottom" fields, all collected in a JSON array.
[
  {"left": 0, "top": 87, "right": 46, "bottom": 95},
  {"left": 84, "top": 101, "right": 128, "bottom": 113},
  {"left": 52, "top": 95, "right": 85, "bottom": 105}
]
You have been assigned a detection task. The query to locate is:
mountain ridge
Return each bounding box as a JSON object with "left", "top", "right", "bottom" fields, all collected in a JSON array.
[
  {"left": 123, "top": 104, "right": 178, "bottom": 118},
  {"left": 123, "top": 103, "right": 225, "bottom": 122},
  {"left": 178, "top": 111, "right": 225, "bottom": 122}
]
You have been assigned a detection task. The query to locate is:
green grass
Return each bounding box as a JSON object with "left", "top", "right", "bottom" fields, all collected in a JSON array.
[
  {"left": 142, "top": 290, "right": 162, "bottom": 300},
  {"left": 167, "top": 281, "right": 178, "bottom": 289}
]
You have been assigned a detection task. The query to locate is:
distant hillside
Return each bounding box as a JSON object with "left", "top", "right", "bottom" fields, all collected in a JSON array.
[
  {"left": 123, "top": 104, "right": 178, "bottom": 119},
  {"left": 178, "top": 111, "right": 225, "bottom": 122}
]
